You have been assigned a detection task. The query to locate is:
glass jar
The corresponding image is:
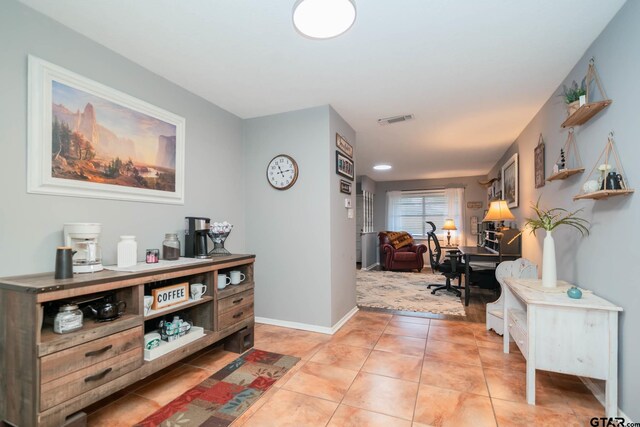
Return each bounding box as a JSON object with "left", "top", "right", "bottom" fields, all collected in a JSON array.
[
  {"left": 162, "top": 233, "right": 180, "bottom": 260},
  {"left": 53, "top": 304, "right": 83, "bottom": 334}
]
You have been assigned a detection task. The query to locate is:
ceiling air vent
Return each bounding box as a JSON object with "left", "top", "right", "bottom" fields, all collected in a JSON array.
[{"left": 377, "top": 114, "right": 414, "bottom": 125}]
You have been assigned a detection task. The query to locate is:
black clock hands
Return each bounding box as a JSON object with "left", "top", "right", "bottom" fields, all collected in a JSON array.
[{"left": 277, "top": 165, "right": 285, "bottom": 177}]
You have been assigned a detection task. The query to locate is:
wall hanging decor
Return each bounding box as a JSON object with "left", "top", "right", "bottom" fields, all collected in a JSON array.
[
  {"left": 336, "top": 150, "right": 354, "bottom": 180},
  {"left": 501, "top": 153, "right": 518, "bottom": 208},
  {"left": 561, "top": 57, "right": 612, "bottom": 128},
  {"left": 574, "top": 132, "right": 634, "bottom": 201},
  {"left": 339, "top": 179, "right": 352, "bottom": 194},
  {"left": 28, "top": 56, "right": 186, "bottom": 204},
  {"left": 547, "top": 128, "right": 584, "bottom": 182},
  {"left": 534, "top": 134, "right": 545, "bottom": 188},
  {"left": 336, "top": 133, "right": 353, "bottom": 158}
]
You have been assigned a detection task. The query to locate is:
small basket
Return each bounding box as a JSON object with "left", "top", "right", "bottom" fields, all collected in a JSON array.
[{"left": 208, "top": 230, "right": 231, "bottom": 256}]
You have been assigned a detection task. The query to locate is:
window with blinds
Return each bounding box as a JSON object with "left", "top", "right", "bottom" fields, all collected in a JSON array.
[{"left": 390, "top": 190, "right": 447, "bottom": 237}]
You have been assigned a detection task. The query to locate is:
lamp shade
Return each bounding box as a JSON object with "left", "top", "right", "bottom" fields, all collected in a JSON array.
[
  {"left": 483, "top": 200, "right": 515, "bottom": 222},
  {"left": 442, "top": 219, "right": 457, "bottom": 230}
]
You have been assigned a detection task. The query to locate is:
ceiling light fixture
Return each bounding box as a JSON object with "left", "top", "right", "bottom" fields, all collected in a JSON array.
[
  {"left": 293, "top": 0, "right": 356, "bottom": 40},
  {"left": 373, "top": 164, "right": 392, "bottom": 171}
]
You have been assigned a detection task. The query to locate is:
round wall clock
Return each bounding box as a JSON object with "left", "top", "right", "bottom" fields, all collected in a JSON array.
[{"left": 266, "top": 154, "right": 299, "bottom": 190}]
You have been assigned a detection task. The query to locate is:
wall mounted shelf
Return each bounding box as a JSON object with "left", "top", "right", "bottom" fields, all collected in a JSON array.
[
  {"left": 573, "top": 189, "right": 634, "bottom": 201},
  {"left": 560, "top": 58, "right": 611, "bottom": 129},
  {"left": 561, "top": 100, "right": 612, "bottom": 128},
  {"left": 547, "top": 168, "right": 585, "bottom": 182}
]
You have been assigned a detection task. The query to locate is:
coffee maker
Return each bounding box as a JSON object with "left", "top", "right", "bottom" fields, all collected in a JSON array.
[
  {"left": 185, "top": 217, "right": 210, "bottom": 258},
  {"left": 63, "top": 223, "right": 104, "bottom": 273}
]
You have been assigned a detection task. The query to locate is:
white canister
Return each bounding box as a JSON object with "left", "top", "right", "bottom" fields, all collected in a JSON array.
[{"left": 117, "top": 235, "right": 137, "bottom": 268}]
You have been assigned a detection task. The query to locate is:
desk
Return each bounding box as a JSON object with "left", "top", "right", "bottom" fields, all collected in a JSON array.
[
  {"left": 503, "top": 278, "right": 622, "bottom": 417},
  {"left": 457, "top": 246, "right": 520, "bottom": 305}
]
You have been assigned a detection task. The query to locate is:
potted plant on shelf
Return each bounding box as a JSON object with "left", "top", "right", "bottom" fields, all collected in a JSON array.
[
  {"left": 524, "top": 198, "right": 590, "bottom": 288},
  {"left": 559, "top": 78, "right": 586, "bottom": 116}
]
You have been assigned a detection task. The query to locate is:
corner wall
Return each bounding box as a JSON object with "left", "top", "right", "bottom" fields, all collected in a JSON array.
[
  {"left": 329, "top": 107, "right": 357, "bottom": 325},
  {"left": 244, "top": 106, "right": 333, "bottom": 328},
  {"left": 0, "top": 1, "right": 245, "bottom": 276},
  {"left": 487, "top": 0, "right": 640, "bottom": 419}
]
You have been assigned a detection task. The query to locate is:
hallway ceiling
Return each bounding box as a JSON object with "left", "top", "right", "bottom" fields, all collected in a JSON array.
[{"left": 20, "top": 0, "right": 626, "bottom": 181}]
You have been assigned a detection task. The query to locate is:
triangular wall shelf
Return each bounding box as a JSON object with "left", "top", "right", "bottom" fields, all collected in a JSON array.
[
  {"left": 547, "top": 129, "right": 584, "bottom": 182},
  {"left": 561, "top": 58, "right": 612, "bottom": 128},
  {"left": 573, "top": 132, "right": 634, "bottom": 201}
]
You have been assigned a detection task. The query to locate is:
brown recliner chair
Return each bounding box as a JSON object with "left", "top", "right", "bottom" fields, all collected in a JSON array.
[{"left": 378, "top": 232, "right": 428, "bottom": 272}]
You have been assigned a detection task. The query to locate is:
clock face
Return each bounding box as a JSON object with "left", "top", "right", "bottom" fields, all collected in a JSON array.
[{"left": 267, "top": 155, "right": 299, "bottom": 190}]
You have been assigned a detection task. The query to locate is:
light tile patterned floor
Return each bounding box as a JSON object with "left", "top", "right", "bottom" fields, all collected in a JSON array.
[{"left": 86, "top": 311, "right": 604, "bottom": 426}]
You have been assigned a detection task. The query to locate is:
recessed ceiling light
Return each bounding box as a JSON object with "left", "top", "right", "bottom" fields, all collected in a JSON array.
[
  {"left": 373, "top": 164, "right": 392, "bottom": 171},
  {"left": 293, "top": 0, "right": 356, "bottom": 40}
]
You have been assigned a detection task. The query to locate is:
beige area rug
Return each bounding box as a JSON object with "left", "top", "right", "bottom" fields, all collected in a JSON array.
[{"left": 357, "top": 270, "right": 466, "bottom": 316}]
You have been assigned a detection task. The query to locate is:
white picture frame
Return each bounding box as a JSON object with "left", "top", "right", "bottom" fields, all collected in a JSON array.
[
  {"left": 501, "top": 153, "right": 519, "bottom": 208},
  {"left": 28, "top": 55, "right": 186, "bottom": 204}
]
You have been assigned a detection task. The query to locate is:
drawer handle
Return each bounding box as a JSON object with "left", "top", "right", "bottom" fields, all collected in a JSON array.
[
  {"left": 84, "top": 368, "right": 112, "bottom": 383},
  {"left": 232, "top": 298, "right": 244, "bottom": 304},
  {"left": 508, "top": 323, "right": 513, "bottom": 327},
  {"left": 233, "top": 311, "right": 244, "bottom": 319},
  {"left": 85, "top": 344, "right": 113, "bottom": 358}
]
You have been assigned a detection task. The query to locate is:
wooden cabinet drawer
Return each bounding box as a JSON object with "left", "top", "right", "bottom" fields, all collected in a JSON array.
[
  {"left": 218, "top": 302, "right": 254, "bottom": 330},
  {"left": 218, "top": 290, "right": 254, "bottom": 315},
  {"left": 40, "top": 347, "right": 142, "bottom": 411},
  {"left": 40, "top": 326, "right": 142, "bottom": 384}
]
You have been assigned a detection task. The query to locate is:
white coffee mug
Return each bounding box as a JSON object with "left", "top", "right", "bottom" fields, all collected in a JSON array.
[
  {"left": 217, "top": 274, "right": 231, "bottom": 290},
  {"left": 144, "top": 295, "right": 154, "bottom": 316},
  {"left": 230, "top": 270, "right": 246, "bottom": 285},
  {"left": 190, "top": 283, "right": 207, "bottom": 300}
]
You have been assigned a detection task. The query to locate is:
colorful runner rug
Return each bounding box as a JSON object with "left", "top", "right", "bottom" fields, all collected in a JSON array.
[{"left": 135, "top": 349, "right": 300, "bottom": 426}]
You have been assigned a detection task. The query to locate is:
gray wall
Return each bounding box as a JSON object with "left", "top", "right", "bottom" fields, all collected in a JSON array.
[
  {"left": 0, "top": 1, "right": 245, "bottom": 276},
  {"left": 486, "top": 1, "right": 640, "bottom": 418},
  {"left": 329, "top": 107, "right": 357, "bottom": 324},
  {"left": 357, "top": 175, "right": 377, "bottom": 194},
  {"left": 373, "top": 176, "right": 487, "bottom": 245},
  {"left": 244, "top": 106, "right": 333, "bottom": 327}
]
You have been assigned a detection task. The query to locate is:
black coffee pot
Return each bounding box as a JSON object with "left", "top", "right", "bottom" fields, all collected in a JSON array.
[
  {"left": 601, "top": 171, "right": 623, "bottom": 190},
  {"left": 87, "top": 294, "right": 126, "bottom": 322}
]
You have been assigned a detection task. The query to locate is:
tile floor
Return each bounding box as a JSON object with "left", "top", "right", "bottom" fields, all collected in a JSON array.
[{"left": 86, "top": 311, "right": 604, "bottom": 426}]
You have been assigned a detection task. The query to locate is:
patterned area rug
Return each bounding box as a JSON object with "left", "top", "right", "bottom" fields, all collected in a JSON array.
[
  {"left": 135, "top": 349, "right": 299, "bottom": 427},
  {"left": 357, "top": 270, "right": 466, "bottom": 316}
]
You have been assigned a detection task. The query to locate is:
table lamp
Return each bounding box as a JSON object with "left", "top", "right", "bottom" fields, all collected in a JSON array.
[
  {"left": 442, "top": 218, "right": 457, "bottom": 246},
  {"left": 483, "top": 200, "right": 515, "bottom": 229}
]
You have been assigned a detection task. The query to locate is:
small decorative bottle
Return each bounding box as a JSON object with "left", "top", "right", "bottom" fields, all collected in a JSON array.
[
  {"left": 117, "top": 235, "right": 137, "bottom": 268},
  {"left": 162, "top": 233, "right": 181, "bottom": 260}
]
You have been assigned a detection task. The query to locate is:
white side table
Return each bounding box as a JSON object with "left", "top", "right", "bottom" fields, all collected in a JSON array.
[{"left": 503, "top": 278, "right": 622, "bottom": 417}]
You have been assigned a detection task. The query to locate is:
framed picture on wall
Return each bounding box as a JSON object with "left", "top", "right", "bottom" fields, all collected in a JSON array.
[
  {"left": 27, "top": 55, "right": 186, "bottom": 204},
  {"left": 339, "top": 179, "right": 352, "bottom": 194},
  {"left": 336, "top": 151, "right": 354, "bottom": 181},
  {"left": 336, "top": 133, "right": 353, "bottom": 158},
  {"left": 534, "top": 134, "right": 545, "bottom": 188},
  {"left": 502, "top": 153, "right": 519, "bottom": 208}
]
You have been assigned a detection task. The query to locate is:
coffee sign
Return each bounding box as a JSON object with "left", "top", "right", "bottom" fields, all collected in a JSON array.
[{"left": 151, "top": 282, "right": 189, "bottom": 310}]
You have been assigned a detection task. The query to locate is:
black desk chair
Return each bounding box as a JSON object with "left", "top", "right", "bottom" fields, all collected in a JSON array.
[{"left": 425, "top": 221, "right": 468, "bottom": 297}]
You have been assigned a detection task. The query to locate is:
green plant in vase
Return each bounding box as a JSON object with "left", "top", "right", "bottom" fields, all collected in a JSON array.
[{"left": 524, "top": 198, "right": 590, "bottom": 288}]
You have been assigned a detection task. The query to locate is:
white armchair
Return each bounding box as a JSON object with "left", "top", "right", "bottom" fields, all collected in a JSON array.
[{"left": 486, "top": 258, "right": 538, "bottom": 335}]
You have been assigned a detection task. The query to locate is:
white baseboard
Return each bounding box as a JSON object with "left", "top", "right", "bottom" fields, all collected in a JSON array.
[
  {"left": 330, "top": 306, "right": 359, "bottom": 333},
  {"left": 580, "top": 376, "right": 633, "bottom": 422},
  {"left": 256, "top": 306, "right": 359, "bottom": 336},
  {"left": 362, "top": 262, "right": 379, "bottom": 271}
]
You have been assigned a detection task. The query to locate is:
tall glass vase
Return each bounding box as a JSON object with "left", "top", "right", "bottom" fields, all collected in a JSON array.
[{"left": 542, "top": 230, "right": 557, "bottom": 288}]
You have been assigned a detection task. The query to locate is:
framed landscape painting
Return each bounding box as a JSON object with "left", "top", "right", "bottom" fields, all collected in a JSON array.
[
  {"left": 28, "top": 56, "right": 186, "bottom": 204},
  {"left": 501, "top": 153, "right": 519, "bottom": 208}
]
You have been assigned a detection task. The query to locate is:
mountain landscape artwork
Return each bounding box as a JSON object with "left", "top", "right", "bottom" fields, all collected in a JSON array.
[{"left": 51, "top": 80, "right": 177, "bottom": 192}]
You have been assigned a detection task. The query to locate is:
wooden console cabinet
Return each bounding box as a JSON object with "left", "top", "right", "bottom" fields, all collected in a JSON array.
[{"left": 0, "top": 255, "right": 255, "bottom": 427}]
